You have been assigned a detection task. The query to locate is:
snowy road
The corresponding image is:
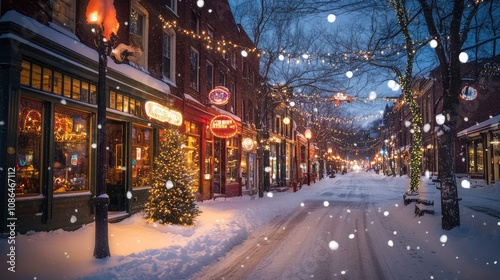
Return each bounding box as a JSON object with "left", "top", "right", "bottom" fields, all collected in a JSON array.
[
  {"left": 192, "top": 172, "right": 500, "bottom": 280},
  {"left": 193, "top": 173, "right": 413, "bottom": 279},
  {"left": 4, "top": 171, "right": 499, "bottom": 279}
]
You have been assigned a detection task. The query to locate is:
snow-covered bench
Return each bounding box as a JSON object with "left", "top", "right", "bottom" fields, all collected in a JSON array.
[{"left": 414, "top": 179, "right": 437, "bottom": 216}]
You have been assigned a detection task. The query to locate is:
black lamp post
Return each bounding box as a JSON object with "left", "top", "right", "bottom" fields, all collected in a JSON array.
[
  {"left": 86, "top": 1, "right": 119, "bottom": 259},
  {"left": 305, "top": 128, "right": 311, "bottom": 186}
]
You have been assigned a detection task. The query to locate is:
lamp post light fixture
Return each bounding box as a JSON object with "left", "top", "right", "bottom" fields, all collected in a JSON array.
[
  {"left": 305, "top": 128, "right": 312, "bottom": 186},
  {"left": 86, "top": 0, "right": 120, "bottom": 259}
]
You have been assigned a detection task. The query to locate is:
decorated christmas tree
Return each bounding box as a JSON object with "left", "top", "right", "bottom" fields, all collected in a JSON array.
[{"left": 144, "top": 127, "right": 200, "bottom": 225}]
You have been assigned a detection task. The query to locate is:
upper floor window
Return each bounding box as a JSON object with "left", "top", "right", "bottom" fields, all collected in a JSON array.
[
  {"left": 162, "top": 30, "right": 175, "bottom": 81},
  {"left": 165, "top": 0, "right": 177, "bottom": 13},
  {"left": 191, "top": 10, "right": 199, "bottom": 34},
  {"left": 228, "top": 82, "right": 236, "bottom": 113},
  {"left": 231, "top": 51, "right": 237, "bottom": 69},
  {"left": 130, "top": 3, "right": 149, "bottom": 69},
  {"left": 219, "top": 71, "right": 226, "bottom": 87},
  {"left": 52, "top": 0, "right": 75, "bottom": 31},
  {"left": 206, "top": 61, "right": 214, "bottom": 92},
  {"left": 190, "top": 48, "right": 199, "bottom": 91}
]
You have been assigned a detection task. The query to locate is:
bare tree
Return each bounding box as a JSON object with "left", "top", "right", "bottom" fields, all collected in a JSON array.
[{"left": 416, "top": 0, "right": 497, "bottom": 230}]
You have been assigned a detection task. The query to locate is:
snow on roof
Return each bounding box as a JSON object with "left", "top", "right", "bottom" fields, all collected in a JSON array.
[
  {"left": 457, "top": 114, "right": 500, "bottom": 137},
  {"left": 0, "top": 10, "right": 171, "bottom": 95}
]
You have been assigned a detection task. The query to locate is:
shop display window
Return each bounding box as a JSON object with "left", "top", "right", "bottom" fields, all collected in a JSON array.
[
  {"left": 53, "top": 106, "right": 90, "bottom": 193},
  {"left": 132, "top": 125, "right": 152, "bottom": 188},
  {"left": 226, "top": 137, "right": 239, "bottom": 183},
  {"left": 184, "top": 121, "right": 201, "bottom": 191},
  {"left": 17, "top": 98, "right": 43, "bottom": 195}
]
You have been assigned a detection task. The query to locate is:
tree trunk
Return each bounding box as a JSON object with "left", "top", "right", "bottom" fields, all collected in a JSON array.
[{"left": 437, "top": 124, "right": 460, "bottom": 230}]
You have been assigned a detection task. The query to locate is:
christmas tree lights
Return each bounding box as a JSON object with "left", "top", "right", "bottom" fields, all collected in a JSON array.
[{"left": 144, "top": 127, "right": 200, "bottom": 226}]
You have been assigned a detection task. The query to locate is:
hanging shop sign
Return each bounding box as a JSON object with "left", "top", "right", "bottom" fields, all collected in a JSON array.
[
  {"left": 242, "top": 137, "right": 255, "bottom": 151},
  {"left": 144, "top": 101, "right": 182, "bottom": 126},
  {"left": 208, "top": 86, "right": 231, "bottom": 105},
  {"left": 460, "top": 86, "right": 478, "bottom": 101},
  {"left": 210, "top": 115, "right": 238, "bottom": 138}
]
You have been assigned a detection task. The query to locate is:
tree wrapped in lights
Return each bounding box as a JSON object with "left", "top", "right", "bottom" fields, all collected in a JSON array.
[{"left": 144, "top": 127, "right": 200, "bottom": 225}]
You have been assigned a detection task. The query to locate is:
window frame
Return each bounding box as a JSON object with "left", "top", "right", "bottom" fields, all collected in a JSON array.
[
  {"left": 130, "top": 2, "right": 149, "bottom": 69},
  {"left": 162, "top": 29, "right": 176, "bottom": 81},
  {"left": 190, "top": 47, "right": 200, "bottom": 91}
]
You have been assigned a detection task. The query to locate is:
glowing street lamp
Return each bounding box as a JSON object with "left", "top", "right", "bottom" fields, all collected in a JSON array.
[
  {"left": 86, "top": 0, "right": 120, "bottom": 259},
  {"left": 305, "top": 128, "right": 312, "bottom": 186}
]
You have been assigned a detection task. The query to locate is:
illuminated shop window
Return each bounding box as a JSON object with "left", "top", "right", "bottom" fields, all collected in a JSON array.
[
  {"left": 132, "top": 125, "right": 153, "bottom": 188},
  {"left": 226, "top": 137, "right": 239, "bottom": 183},
  {"left": 53, "top": 106, "right": 90, "bottom": 193},
  {"left": 16, "top": 98, "right": 43, "bottom": 195},
  {"left": 185, "top": 121, "right": 201, "bottom": 191}
]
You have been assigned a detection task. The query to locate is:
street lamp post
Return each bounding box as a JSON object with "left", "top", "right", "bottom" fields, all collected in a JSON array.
[
  {"left": 86, "top": 0, "right": 120, "bottom": 259},
  {"left": 305, "top": 128, "right": 312, "bottom": 186}
]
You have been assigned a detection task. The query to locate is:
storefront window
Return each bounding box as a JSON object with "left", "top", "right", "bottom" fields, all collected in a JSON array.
[
  {"left": 17, "top": 98, "right": 43, "bottom": 195},
  {"left": 226, "top": 137, "right": 239, "bottom": 183},
  {"left": 185, "top": 121, "right": 201, "bottom": 191},
  {"left": 53, "top": 106, "right": 90, "bottom": 193},
  {"left": 468, "top": 143, "right": 475, "bottom": 173},
  {"left": 132, "top": 125, "right": 153, "bottom": 188},
  {"left": 476, "top": 142, "right": 484, "bottom": 172},
  {"left": 468, "top": 139, "right": 484, "bottom": 173}
]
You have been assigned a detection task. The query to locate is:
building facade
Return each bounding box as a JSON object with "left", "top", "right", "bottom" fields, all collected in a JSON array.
[
  {"left": 380, "top": 57, "right": 500, "bottom": 184},
  {"left": 0, "top": 0, "right": 264, "bottom": 234}
]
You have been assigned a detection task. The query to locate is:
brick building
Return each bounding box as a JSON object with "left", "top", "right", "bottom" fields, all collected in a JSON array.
[{"left": 0, "top": 0, "right": 261, "bottom": 233}]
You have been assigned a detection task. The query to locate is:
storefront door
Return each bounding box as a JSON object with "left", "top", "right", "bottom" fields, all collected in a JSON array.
[{"left": 106, "top": 121, "right": 126, "bottom": 211}]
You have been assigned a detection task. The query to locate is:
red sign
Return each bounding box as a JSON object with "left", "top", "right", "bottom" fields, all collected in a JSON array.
[
  {"left": 208, "top": 86, "right": 231, "bottom": 105},
  {"left": 210, "top": 115, "right": 238, "bottom": 138}
]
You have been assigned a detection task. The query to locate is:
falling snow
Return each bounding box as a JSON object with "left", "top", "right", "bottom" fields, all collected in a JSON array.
[{"left": 1, "top": 172, "right": 499, "bottom": 279}]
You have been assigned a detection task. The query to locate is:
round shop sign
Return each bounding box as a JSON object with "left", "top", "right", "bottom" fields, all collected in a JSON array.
[
  {"left": 460, "top": 86, "right": 478, "bottom": 101},
  {"left": 210, "top": 115, "right": 238, "bottom": 138},
  {"left": 242, "top": 137, "right": 254, "bottom": 151},
  {"left": 208, "top": 86, "right": 231, "bottom": 105}
]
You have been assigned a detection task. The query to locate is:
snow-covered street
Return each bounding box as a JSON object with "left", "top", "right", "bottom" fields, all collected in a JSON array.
[{"left": 2, "top": 171, "right": 500, "bottom": 279}]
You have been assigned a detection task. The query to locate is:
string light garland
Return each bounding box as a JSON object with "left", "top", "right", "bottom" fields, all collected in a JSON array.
[{"left": 157, "top": 14, "right": 455, "bottom": 67}]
